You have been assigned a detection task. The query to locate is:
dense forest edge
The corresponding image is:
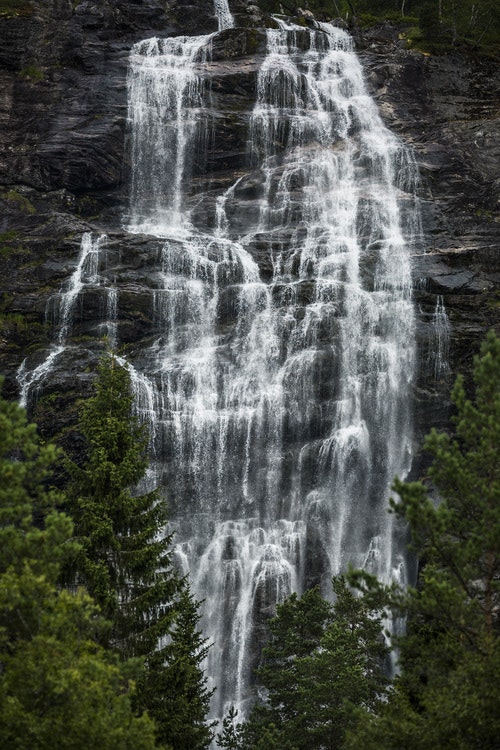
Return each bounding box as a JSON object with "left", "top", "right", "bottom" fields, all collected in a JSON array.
[
  {"left": 1, "top": 331, "right": 499, "bottom": 748},
  {"left": 0, "top": 354, "right": 213, "bottom": 749}
]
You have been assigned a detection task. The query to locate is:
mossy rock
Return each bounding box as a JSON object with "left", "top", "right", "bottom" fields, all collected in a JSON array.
[
  {"left": 18, "top": 65, "right": 45, "bottom": 82},
  {"left": 1, "top": 190, "right": 36, "bottom": 214},
  {"left": 0, "top": 0, "right": 34, "bottom": 18}
]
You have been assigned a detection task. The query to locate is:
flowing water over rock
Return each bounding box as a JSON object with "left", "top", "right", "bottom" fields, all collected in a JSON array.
[
  {"left": 429, "top": 295, "right": 450, "bottom": 381},
  {"left": 17, "top": 233, "right": 112, "bottom": 409},
  {"left": 127, "top": 34, "right": 214, "bottom": 235},
  {"left": 214, "top": 0, "right": 234, "bottom": 30},
  {"left": 125, "top": 18, "right": 419, "bottom": 717},
  {"left": 15, "top": 8, "right": 424, "bottom": 723}
]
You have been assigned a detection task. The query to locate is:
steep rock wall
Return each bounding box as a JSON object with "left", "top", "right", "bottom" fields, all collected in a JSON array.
[{"left": 0, "top": 1, "right": 498, "bottom": 449}]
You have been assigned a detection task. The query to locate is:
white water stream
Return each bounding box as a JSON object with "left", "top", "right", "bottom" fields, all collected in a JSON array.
[
  {"left": 124, "top": 16, "right": 419, "bottom": 718},
  {"left": 15, "top": 3, "right": 434, "bottom": 726},
  {"left": 17, "top": 233, "right": 112, "bottom": 408}
]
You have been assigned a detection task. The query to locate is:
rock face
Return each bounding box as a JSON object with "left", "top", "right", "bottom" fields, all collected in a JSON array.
[
  {"left": 0, "top": 3, "right": 498, "bottom": 409},
  {"left": 358, "top": 25, "right": 500, "bottom": 370},
  {"left": 0, "top": 0, "right": 499, "bottom": 716},
  {"left": 359, "top": 26, "right": 500, "bottom": 447}
]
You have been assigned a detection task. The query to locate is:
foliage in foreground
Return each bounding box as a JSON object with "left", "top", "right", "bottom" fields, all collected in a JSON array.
[
  {"left": 0, "top": 355, "right": 215, "bottom": 749},
  {"left": 218, "top": 577, "right": 389, "bottom": 749},
  {"left": 65, "top": 355, "right": 181, "bottom": 660},
  {"left": 65, "top": 355, "right": 214, "bottom": 750},
  {"left": 346, "top": 330, "right": 500, "bottom": 749},
  {"left": 0, "top": 381, "right": 156, "bottom": 749}
]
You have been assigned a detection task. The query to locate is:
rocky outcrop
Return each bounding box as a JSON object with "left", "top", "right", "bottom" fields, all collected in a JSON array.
[
  {"left": 355, "top": 25, "right": 500, "bottom": 449},
  {"left": 0, "top": 0, "right": 499, "bottom": 450},
  {"left": 357, "top": 25, "right": 500, "bottom": 377}
]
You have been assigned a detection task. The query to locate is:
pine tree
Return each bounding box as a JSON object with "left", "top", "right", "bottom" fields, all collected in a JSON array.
[
  {"left": 138, "top": 585, "right": 216, "bottom": 750},
  {"left": 0, "top": 381, "right": 157, "bottom": 750},
  {"left": 66, "top": 354, "right": 214, "bottom": 748},
  {"left": 346, "top": 330, "right": 500, "bottom": 749},
  {"left": 216, "top": 706, "right": 244, "bottom": 749},
  {"left": 240, "top": 577, "right": 389, "bottom": 750},
  {"left": 65, "top": 354, "right": 181, "bottom": 660}
]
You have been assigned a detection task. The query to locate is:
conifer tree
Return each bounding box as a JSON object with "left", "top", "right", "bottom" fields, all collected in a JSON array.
[
  {"left": 238, "top": 577, "right": 389, "bottom": 750},
  {"left": 138, "top": 585, "right": 216, "bottom": 750},
  {"left": 0, "top": 381, "right": 156, "bottom": 750},
  {"left": 66, "top": 355, "right": 214, "bottom": 748},
  {"left": 216, "top": 706, "right": 244, "bottom": 749},
  {"left": 346, "top": 330, "right": 500, "bottom": 749},
  {"left": 65, "top": 354, "right": 181, "bottom": 659}
]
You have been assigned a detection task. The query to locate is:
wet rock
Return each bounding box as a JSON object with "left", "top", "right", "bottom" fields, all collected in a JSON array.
[{"left": 0, "top": 5, "right": 498, "bottom": 448}]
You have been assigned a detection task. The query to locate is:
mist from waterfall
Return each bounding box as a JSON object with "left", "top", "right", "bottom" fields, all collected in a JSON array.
[{"left": 125, "top": 16, "right": 420, "bottom": 720}]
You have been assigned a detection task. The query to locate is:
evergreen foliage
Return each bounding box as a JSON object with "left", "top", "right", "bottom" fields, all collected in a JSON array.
[
  {"left": 220, "top": 331, "right": 500, "bottom": 749},
  {"left": 216, "top": 706, "right": 244, "bottom": 749},
  {"left": 345, "top": 330, "right": 500, "bottom": 749},
  {"left": 231, "top": 577, "right": 389, "bottom": 750},
  {"left": 139, "top": 586, "right": 215, "bottom": 750},
  {"left": 65, "top": 355, "right": 181, "bottom": 659},
  {"left": 0, "top": 382, "right": 156, "bottom": 749},
  {"left": 65, "top": 354, "right": 214, "bottom": 749}
]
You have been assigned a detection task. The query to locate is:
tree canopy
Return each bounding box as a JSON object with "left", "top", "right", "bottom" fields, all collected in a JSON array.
[
  {"left": 0, "top": 357, "right": 215, "bottom": 749},
  {"left": 65, "top": 354, "right": 214, "bottom": 749},
  {"left": 0, "top": 379, "right": 157, "bottom": 750},
  {"left": 345, "top": 330, "right": 500, "bottom": 749},
  {"left": 219, "top": 330, "right": 500, "bottom": 750},
  {"left": 223, "top": 576, "right": 389, "bottom": 750},
  {"left": 65, "top": 355, "right": 181, "bottom": 659}
]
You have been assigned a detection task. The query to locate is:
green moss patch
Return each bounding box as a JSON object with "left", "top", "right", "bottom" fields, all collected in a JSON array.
[
  {"left": 0, "top": 0, "right": 34, "bottom": 18},
  {"left": 1, "top": 190, "right": 36, "bottom": 214},
  {"left": 18, "top": 65, "right": 45, "bottom": 82}
]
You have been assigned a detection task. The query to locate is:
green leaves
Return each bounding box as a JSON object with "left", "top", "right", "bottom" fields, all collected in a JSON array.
[
  {"left": 394, "top": 330, "right": 500, "bottom": 644},
  {"left": 0, "top": 625, "right": 157, "bottom": 750},
  {"left": 239, "top": 577, "right": 389, "bottom": 750},
  {"left": 137, "top": 585, "right": 215, "bottom": 750},
  {"left": 0, "top": 380, "right": 156, "bottom": 750},
  {"left": 236, "top": 331, "right": 500, "bottom": 750},
  {"left": 65, "top": 355, "right": 213, "bottom": 748},
  {"left": 348, "top": 331, "right": 500, "bottom": 749},
  {"left": 65, "top": 355, "right": 180, "bottom": 658}
]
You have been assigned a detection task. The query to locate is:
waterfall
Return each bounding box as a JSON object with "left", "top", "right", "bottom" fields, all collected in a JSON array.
[
  {"left": 15, "top": 7, "right": 421, "bottom": 726},
  {"left": 429, "top": 295, "right": 450, "bottom": 381},
  {"left": 17, "top": 232, "right": 112, "bottom": 408},
  {"left": 214, "top": 0, "right": 234, "bottom": 30},
  {"left": 126, "top": 0, "right": 234, "bottom": 235},
  {"left": 127, "top": 35, "right": 213, "bottom": 235},
  {"left": 125, "top": 17, "right": 419, "bottom": 720}
]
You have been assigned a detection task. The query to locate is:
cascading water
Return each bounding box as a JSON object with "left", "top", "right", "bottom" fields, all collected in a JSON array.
[
  {"left": 429, "top": 295, "right": 450, "bottom": 381},
  {"left": 214, "top": 0, "right": 234, "bottom": 30},
  {"left": 17, "top": 232, "right": 112, "bottom": 408},
  {"left": 125, "top": 16, "right": 420, "bottom": 720},
  {"left": 14, "top": 1, "right": 426, "bottom": 727},
  {"left": 127, "top": 35, "right": 213, "bottom": 235}
]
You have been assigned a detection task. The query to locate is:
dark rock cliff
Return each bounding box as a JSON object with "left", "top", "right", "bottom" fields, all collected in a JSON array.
[
  {"left": 0, "top": 0, "right": 499, "bottom": 455},
  {"left": 355, "top": 23, "right": 500, "bottom": 447}
]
